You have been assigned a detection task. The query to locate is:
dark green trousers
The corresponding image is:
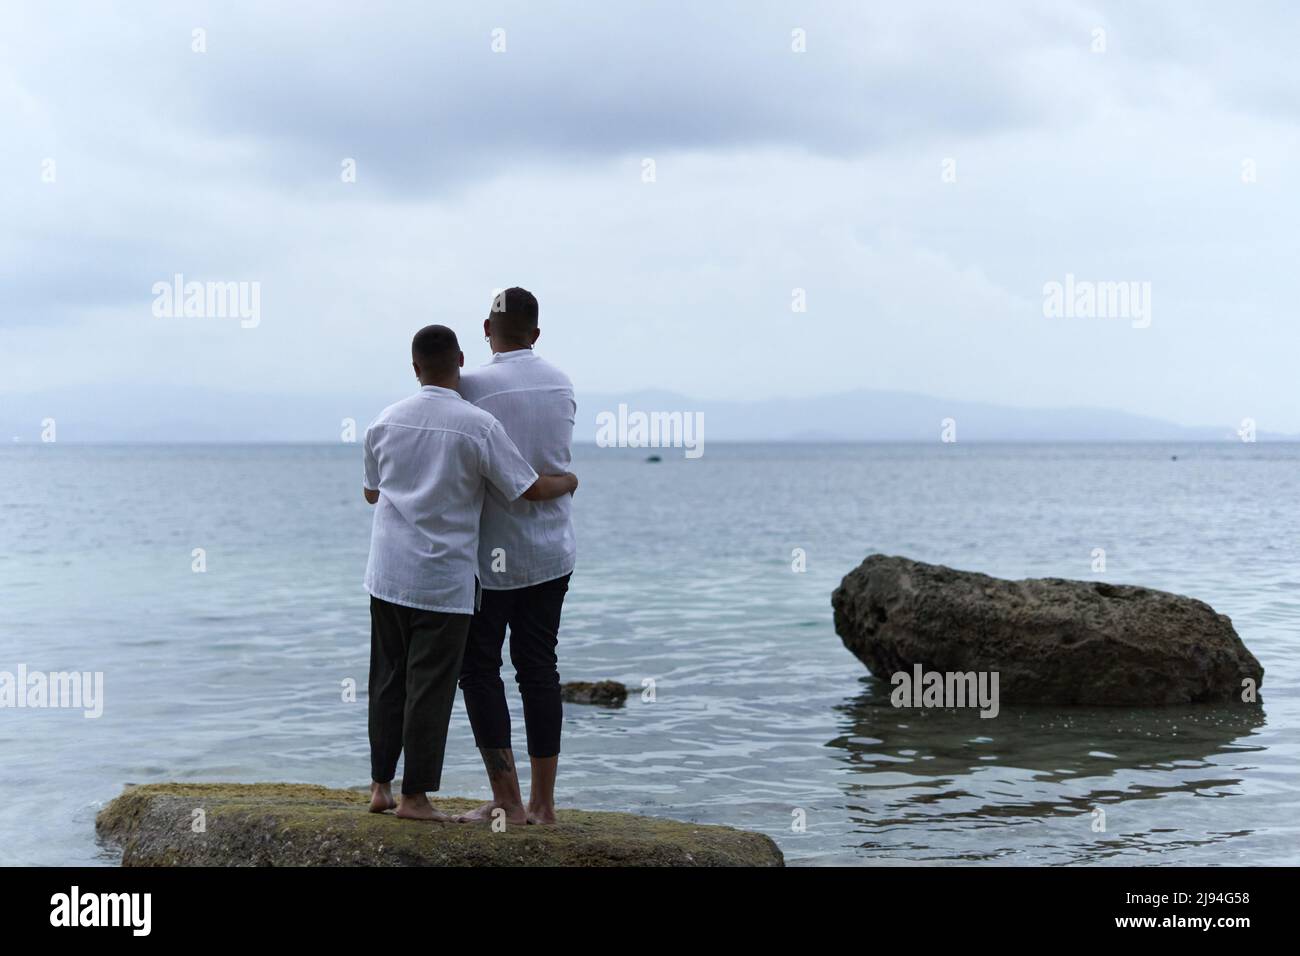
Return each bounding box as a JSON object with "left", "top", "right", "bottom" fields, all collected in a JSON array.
[{"left": 369, "top": 596, "right": 471, "bottom": 794}]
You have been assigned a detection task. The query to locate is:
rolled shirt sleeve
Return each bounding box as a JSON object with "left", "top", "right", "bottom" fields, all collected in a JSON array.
[
  {"left": 363, "top": 426, "right": 380, "bottom": 491},
  {"left": 480, "top": 419, "right": 539, "bottom": 502}
]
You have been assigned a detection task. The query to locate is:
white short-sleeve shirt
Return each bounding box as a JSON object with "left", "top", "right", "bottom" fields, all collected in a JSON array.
[
  {"left": 457, "top": 350, "right": 577, "bottom": 589},
  {"left": 363, "top": 385, "right": 538, "bottom": 613}
]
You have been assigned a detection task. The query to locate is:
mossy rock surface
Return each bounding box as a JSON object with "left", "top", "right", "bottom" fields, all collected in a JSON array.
[{"left": 95, "top": 783, "right": 784, "bottom": 867}]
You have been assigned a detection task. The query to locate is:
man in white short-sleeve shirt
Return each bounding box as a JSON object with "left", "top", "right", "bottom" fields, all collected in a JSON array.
[
  {"left": 453, "top": 287, "right": 578, "bottom": 826},
  {"left": 361, "top": 324, "right": 578, "bottom": 822}
]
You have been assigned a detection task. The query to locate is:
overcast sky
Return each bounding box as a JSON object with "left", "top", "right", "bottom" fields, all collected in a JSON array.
[{"left": 4, "top": 1, "right": 1299, "bottom": 432}]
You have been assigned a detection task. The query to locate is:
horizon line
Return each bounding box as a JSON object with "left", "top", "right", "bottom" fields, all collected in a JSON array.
[{"left": 6, "top": 438, "right": 1297, "bottom": 448}]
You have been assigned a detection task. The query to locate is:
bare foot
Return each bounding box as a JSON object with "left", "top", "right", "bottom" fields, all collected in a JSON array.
[
  {"left": 395, "top": 793, "right": 454, "bottom": 822},
  {"left": 454, "top": 800, "right": 528, "bottom": 825},
  {"left": 527, "top": 803, "right": 558, "bottom": 825},
  {"left": 369, "top": 782, "right": 396, "bottom": 814}
]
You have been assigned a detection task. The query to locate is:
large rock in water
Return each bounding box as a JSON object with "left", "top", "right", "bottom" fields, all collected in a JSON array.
[
  {"left": 831, "top": 555, "right": 1263, "bottom": 705},
  {"left": 95, "top": 783, "right": 783, "bottom": 867}
]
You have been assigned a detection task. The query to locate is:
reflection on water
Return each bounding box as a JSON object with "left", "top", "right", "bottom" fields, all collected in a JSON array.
[{"left": 827, "top": 681, "right": 1267, "bottom": 863}]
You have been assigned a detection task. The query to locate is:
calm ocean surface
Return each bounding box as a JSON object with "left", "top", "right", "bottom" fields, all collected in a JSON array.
[{"left": 1, "top": 442, "right": 1297, "bottom": 866}]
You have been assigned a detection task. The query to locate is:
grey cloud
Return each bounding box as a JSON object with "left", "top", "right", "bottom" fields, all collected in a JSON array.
[{"left": 5, "top": 1, "right": 1081, "bottom": 197}]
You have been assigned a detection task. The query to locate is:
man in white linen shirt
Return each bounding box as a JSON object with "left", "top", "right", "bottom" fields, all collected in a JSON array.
[
  {"left": 362, "top": 323, "right": 578, "bottom": 822},
  {"left": 454, "top": 287, "right": 577, "bottom": 826}
]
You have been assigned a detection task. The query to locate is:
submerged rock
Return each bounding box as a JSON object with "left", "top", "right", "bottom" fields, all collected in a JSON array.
[
  {"left": 96, "top": 783, "right": 782, "bottom": 867},
  {"left": 831, "top": 554, "right": 1263, "bottom": 706},
  {"left": 561, "top": 680, "right": 628, "bottom": 707}
]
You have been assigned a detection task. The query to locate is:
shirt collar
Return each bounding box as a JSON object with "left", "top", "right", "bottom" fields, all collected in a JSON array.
[
  {"left": 490, "top": 348, "right": 537, "bottom": 363},
  {"left": 419, "top": 385, "right": 460, "bottom": 398}
]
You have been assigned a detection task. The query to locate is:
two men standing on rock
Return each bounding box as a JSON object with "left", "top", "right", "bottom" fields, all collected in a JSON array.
[{"left": 361, "top": 289, "right": 578, "bottom": 824}]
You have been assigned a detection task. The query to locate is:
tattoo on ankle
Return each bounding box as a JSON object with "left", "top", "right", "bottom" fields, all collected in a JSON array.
[{"left": 482, "top": 749, "right": 514, "bottom": 776}]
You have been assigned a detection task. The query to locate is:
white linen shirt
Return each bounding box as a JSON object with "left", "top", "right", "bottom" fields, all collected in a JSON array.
[
  {"left": 457, "top": 350, "right": 577, "bottom": 589},
  {"left": 362, "top": 385, "right": 538, "bottom": 613}
]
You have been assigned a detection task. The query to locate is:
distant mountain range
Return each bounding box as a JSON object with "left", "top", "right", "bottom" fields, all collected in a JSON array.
[
  {"left": 577, "top": 390, "right": 1291, "bottom": 443},
  {"left": 0, "top": 384, "right": 1292, "bottom": 443}
]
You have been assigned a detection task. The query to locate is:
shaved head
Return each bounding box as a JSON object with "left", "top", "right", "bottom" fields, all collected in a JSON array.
[
  {"left": 488, "top": 287, "right": 539, "bottom": 346},
  {"left": 411, "top": 324, "right": 461, "bottom": 381}
]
